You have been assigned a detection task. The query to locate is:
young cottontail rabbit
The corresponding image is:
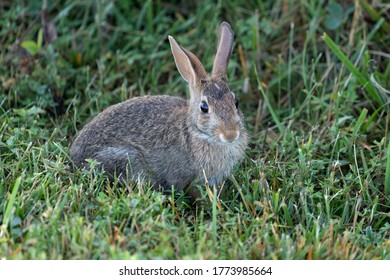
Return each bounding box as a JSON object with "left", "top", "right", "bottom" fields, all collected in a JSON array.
[{"left": 70, "top": 22, "right": 248, "bottom": 198}]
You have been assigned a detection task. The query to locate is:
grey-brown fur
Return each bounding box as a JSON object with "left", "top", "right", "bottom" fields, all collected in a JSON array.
[{"left": 70, "top": 22, "right": 248, "bottom": 198}]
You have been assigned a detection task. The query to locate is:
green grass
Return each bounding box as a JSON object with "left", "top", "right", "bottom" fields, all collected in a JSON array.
[{"left": 1, "top": 0, "right": 389, "bottom": 259}]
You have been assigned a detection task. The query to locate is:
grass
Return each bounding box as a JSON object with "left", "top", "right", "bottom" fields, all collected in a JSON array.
[{"left": 0, "top": 0, "right": 389, "bottom": 259}]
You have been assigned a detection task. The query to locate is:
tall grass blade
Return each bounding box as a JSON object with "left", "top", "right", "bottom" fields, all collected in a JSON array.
[
  {"left": 2, "top": 177, "right": 22, "bottom": 231},
  {"left": 255, "top": 67, "right": 284, "bottom": 134},
  {"left": 352, "top": 108, "right": 368, "bottom": 138},
  {"left": 322, "top": 33, "right": 382, "bottom": 106},
  {"left": 212, "top": 186, "right": 218, "bottom": 243},
  {"left": 385, "top": 140, "right": 390, "bottom": 197},
  {"left": 362, "top": 105, "right": 385, "bottom": 133},
  {"left": 281, "top": 202, "right": 293, "bottom": 227},
  {"left": 358, "top": 0, "right": 390, "bottom": 33}
]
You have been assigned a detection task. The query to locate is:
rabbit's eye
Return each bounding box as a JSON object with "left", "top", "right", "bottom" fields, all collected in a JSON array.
[
  {"left": 234, "top": 95, "right": 239, "bottom": 108},
  {"left": 200, "top": 101, "right": 209, "bottom": 113}
]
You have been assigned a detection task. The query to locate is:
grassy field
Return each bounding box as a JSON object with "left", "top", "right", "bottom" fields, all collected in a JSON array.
[{"left": 0, "top": 0, "right": 389, "bottom": 259}]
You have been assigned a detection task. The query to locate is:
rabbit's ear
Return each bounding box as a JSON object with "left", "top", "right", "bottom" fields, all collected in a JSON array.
[
  {"left": 169, "top": 36, "right": 207, "bottom": 85},
  {"left": 212, "top": 22, "right": 234, "bottom": 80}
]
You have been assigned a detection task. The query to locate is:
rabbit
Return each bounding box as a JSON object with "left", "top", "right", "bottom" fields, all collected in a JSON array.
[{"left": 70, "top": 22, "right": 248, "bottom": 199}]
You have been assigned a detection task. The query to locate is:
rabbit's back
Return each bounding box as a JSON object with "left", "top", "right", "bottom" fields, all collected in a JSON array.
[{"left": 70, "top": 95, "right": 196, "bottom": 188}]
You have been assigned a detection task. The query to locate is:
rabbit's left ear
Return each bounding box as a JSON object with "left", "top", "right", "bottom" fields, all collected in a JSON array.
[
  {"left": 169, "top": 36, "right": 208, "bottom": 86},
  {"left": 212, "top": 22, "right": 234, "bottom": 80}
]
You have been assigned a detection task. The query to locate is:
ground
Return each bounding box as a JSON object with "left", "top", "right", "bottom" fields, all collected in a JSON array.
[{"left": 0, "top": 0, "right": 389, "bottom": 259}]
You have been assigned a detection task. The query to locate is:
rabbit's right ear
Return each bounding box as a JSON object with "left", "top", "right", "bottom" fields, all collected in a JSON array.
[
  {"left": 212, "top": 22, "right": 234, "bottom": 80},
  {"left": 168, "top": 36, "right": 208, "bottom": 86}
]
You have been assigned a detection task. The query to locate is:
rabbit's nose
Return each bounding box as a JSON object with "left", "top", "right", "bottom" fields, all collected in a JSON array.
[{"left": 219, "top": 129, "right": 240, "bottom": 143}]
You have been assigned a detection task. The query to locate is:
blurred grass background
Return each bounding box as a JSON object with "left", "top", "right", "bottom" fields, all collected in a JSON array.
[{"left": 0, "top": 0, "right": 389, "bottom": 259}]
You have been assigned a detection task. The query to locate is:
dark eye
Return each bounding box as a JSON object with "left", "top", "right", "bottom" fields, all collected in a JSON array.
[
  {"left": 200, "top": 101, "right": 209, "bottom": 113},
  {"left": 234, "top": 95, "right": 239, "bottom": 108}
]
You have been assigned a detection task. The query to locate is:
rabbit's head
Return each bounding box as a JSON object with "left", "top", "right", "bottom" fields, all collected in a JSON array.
[{"left": 169, "top": 22, "right": 245, "bottom": 144}]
